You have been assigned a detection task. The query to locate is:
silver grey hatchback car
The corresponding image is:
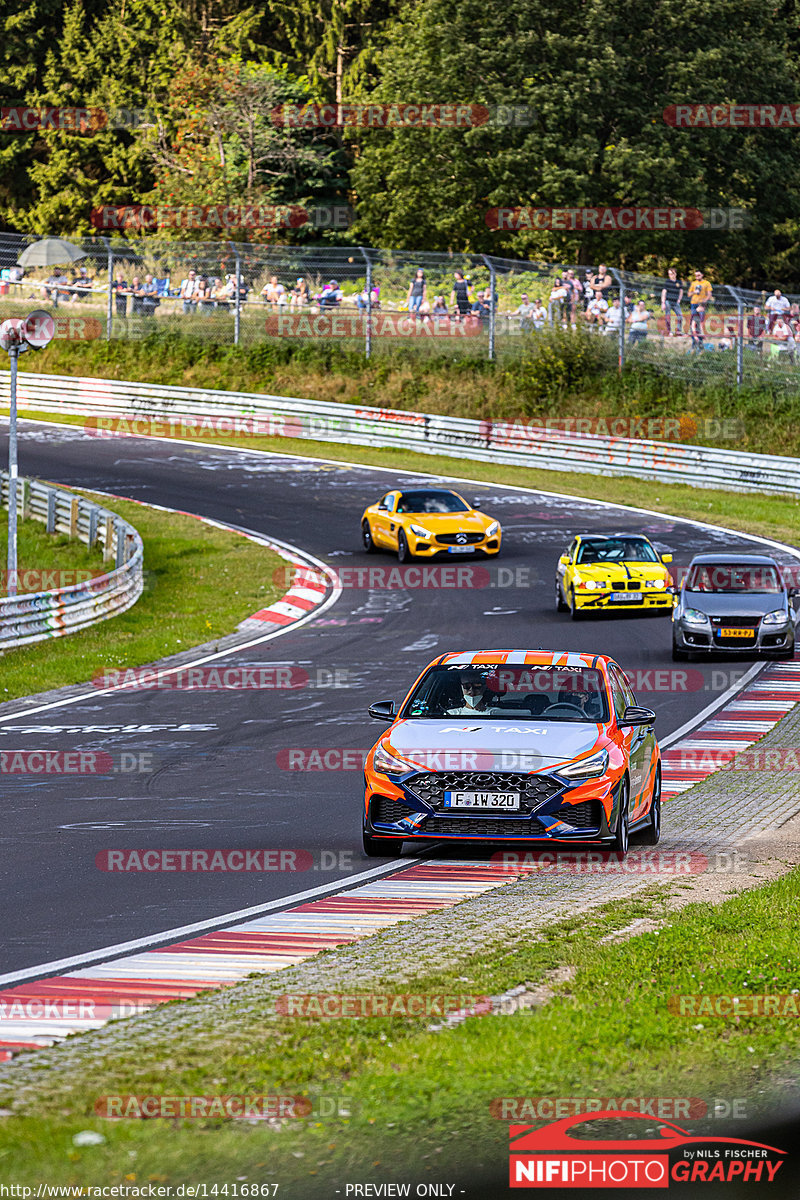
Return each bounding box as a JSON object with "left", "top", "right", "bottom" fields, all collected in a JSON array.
[{"left": 672, "top": 553, "right": 797, "bottom": 661}]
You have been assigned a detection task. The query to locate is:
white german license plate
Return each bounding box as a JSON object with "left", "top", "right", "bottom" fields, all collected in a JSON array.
[
  {"left": 443, "top": 791, "right": 521, "bottom": 809},
  {"left": 719, "top": 627, "right": 754, "bottom": 638},
  {"left": 611, "top": 591, "right": 642, "bottom": 601},
  {"left": 448, "top": 545, "right": 474, "bottom": 553}
]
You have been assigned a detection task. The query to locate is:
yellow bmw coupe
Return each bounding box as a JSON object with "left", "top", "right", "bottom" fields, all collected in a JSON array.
[
  {"left": 556, "top": 533, "right": 674, "bottom": 619},
  {"left": 361, "top": 488, "right": 501, "bottom": 562}
]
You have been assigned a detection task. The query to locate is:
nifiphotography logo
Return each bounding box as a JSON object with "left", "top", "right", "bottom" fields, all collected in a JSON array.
[{"left": 508, "top": 1110, "right": 786, "bottom": 1188}]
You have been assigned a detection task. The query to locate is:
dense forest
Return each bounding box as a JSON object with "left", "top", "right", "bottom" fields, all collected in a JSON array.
[{"left": 3, "top": 0, "right": 800, "bottom": 280}]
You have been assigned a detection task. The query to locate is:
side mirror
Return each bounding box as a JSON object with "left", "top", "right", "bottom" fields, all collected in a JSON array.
[
  {"left": 472, "top": 499, "right": 482, "bottom": 509},
  {"left": 618, "top": 705, "right": 656, "bottom": 729},
  {"left": 559, "top": 554, "right": 570, "bottom": 566},
  {"left": 789, "top": 587, "right": 799, "bottom": 599},
  {"left": 368, "top": 700, "right": 396, "bottom": 722},
  {"left": 661, "top": 553, "right": 673, "bottom": 564}
]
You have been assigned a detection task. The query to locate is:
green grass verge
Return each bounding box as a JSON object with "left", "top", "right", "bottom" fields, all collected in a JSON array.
[
  {"left": 0, "top": 491, "right": 286, "bottom": 701},
  {"left": 0, "top": 873, "right": 798, "bottom": 1189},
  {"left": 15, "top": 409, "right": 800, "bottom": 550},
  {"left": 0, "top": 515, "right": 106, "bottom": 597}
]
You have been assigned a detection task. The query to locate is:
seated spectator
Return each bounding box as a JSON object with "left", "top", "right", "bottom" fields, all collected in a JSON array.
[
  {"left": 212, "top": 277, "right": 230, "bottom": 309},
  {"left": 514, "top": 293, "right": 535, "bottom": 331},
  {"left": 260, "top": 275, "right": 287, "bottom": 306},
  {"left": 179, "top": 269, "right": 198, "bottom": 314},
  {"left": 317, "top": 279, "right": 343, "bottom": 308},
  {"left": 531, "top": 298, "right": 546, "bottom": 329},
  {"left": 69, "top": 266, "right": 93, "bottom": 302},
  {"left": 355, "top": 281, "right": 381, "bottom": 311},
  {"left": 112, "top": 274, "right": 129, "bottom": 318},
  {"left": 765, "top": 288, "right": 790, "bottom": 330},
  {"left": 431, "top": 295, "right": 449, "bottom": 321},
  {"left": 41, "top": 268, "right": 69, "bottom": 307},
  {"left": 582, "top": 269, "right": 595, "bottom": 309},
  {"left": 627, "top": 301, "right": 650, "bottom": 344},
  {"left": 471, "top": 289, "right": 491, "bottom": 320},
  {"left": 770, "top": 315, "right": 794, "bottom": 359},
  {"left": 129, "top": 275, "right": 144, "bottom": 316},
  {"left": 746, "top": 305, "right": 768, "bottom": 352},
  {"left": 603, "top": 296, "right": 623, "bottom": 335},
  {"left": 290, "top": 278, "right": 310, "bottom": 307},
  {"left": 196, "top": 275, "right": 214, "bottom": 314},
  {"left": 585, "top": 290, "right": 608, "bottom": 328}
]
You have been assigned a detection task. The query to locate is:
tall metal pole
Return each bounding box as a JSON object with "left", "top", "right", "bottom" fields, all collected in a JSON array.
[
  {"left": 103, "top": 237, "right": 113, "bottom": 341},
  {"left": 482, "top": 255, "right": 496, "bottom": 362},
  {"left": 229, "top": 242, "right": 242, "bottom": 346},
  {"left": 359, "top": 247, "right": 372, "bottom": 359},
  {"left": 726, "top": 284, "right": 744, "bottom": 389},
  {"left": 7, "top": 343, "right": 19, "bottom": 597},
  {"left": 613, "top": 268, "right": 625, "bottom": 373}
]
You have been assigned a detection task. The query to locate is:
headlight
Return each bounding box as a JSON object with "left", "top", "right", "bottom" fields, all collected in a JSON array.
[
  {"left": 763, "top": 609, "right": 789, "bottom": 625},
  {"left": 486, "top": 521, "right": 499, "bottom": 537},
  {"left": 372, "top": 744, "right": 411, "bottom": 775},
  {"left": 682, "top": 607, "right": 710, "bottom": 626},
  {"left": 409, "top": 523, "right": 434, "bottom": 539},
  {"left": 646, "top": 579, "right": 666, "bottom": 589},
  {"left": 558, "top": 749, "right": 609, "bottom": 781},
  {"left": 576, "top": 578, "right": 610, "bottom": 591}
]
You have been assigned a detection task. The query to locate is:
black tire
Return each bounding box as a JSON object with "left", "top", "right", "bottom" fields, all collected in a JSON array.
[
  {"left": 555, "top": 579, "right": 568, "bottom": 612},
  {"left": 611, "top": 779, "right": 630, "bottom": 857},
  {"left": 362, "top": 830, "right": 399, "bottom": 857},
  {"left": 397, "top": 531, "right": 412, "bottom": 563},
  {"left": 362, "top": 520, "right": 377, "bottom": 553},
  {"left": 672, "top": 639, "right": 689, "bottom": 661},
  {"left": 639, "top": 767, "right": 661, "bottom": 845},
  {"left": 569, "top": 588, "right": 583, "bottom": 621}
]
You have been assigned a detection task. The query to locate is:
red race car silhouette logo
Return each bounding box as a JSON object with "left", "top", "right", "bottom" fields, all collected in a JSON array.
[{"left": 509, "top": 1111, "right": 785, "bottom": 1188}]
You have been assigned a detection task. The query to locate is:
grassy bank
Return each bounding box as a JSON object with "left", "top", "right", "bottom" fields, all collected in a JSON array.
[
  {"left": 0, "top": 514, "right": 106, "bottom": 597},
  {"left": 0, "top": 492, "right": 286, "bottom": 701},
  {"left": 0, "top": 872, "right": 797, "bottom": 1190},
  {"left": 15, "top": 328, "right": 800, "bottom": 458}
]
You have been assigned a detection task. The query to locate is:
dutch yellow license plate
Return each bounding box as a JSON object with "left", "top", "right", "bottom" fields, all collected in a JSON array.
[{"left": 719, "top": 627, "right": 754, "bottom": 637}]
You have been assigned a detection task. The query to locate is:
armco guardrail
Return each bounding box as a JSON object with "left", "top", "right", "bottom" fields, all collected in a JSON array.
[
  {"left": 0, "top": 471, "right": 143, "bottom": 649},
  {"left": 2, "top": 370, "right": 800, "bottom": 496}
]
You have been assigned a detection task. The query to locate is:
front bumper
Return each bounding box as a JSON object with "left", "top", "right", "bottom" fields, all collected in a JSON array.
[
  {"left": 673, "top": 619, "right": 795, "bottom": 654},
  {"left": 364, "top": 769, "right": 616, "bottom": 843},
  {"left": 573, "top": 589, "right": 674, "bottom": 613},
  {"left": 409, "top": 535, "right": 501, "bottom": 558}
]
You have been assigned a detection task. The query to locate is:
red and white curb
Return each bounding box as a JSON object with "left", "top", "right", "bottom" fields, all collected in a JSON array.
[
  {"left": 661, "top": 656, "right": 800, "bottom": 798},
  {"left": 2, "top": 650, "right": 799, "bottom": 1061}
]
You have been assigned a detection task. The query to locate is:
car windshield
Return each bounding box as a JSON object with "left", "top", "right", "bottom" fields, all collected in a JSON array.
[
  {"left": 686, "top": 564, "right": 782, "bottom": 593},
  {"left": 576, "top": 538, "right": 659, "bottom": 564},
  {"left": 396, "top": 490, "right": 470, "bottom": 514},
  {"left": 402, "top": 664, "right": 609, "bottom": 722}
]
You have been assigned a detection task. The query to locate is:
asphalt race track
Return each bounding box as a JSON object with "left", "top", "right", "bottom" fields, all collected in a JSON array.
[{"left": 1, "top": 419, "right": 796, "bottom": 974}]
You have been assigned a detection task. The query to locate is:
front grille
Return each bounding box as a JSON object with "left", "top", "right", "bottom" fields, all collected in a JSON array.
[
  {"left": 406, "top": 772, "right": 563, "bottom": 810},
  {"left": 552, "top": 800, "right": 602, "bottom": 829},
  {"left": 371, "top": 796, "right": 416, "bottom": 824},
  {"left": 435, "top": 532, "right": 484, "bottom": 545},
  {"left": 609, "top": 580, "right": 644, "bottom": 591},
  {"left": 422, "top": 815, "right": 546, "bottom": 837},
  {"left": 710, "top": 617, "right": 761, "bottom": 628}
]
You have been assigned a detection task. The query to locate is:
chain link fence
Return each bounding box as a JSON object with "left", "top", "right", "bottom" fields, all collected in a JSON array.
[{"left": 1, "top": 232, "right": 799, "bottom": 389}]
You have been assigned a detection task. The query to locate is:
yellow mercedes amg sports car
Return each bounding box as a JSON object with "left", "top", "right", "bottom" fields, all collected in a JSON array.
[
  {"left": 555, "top": 533, "right": 674, "bottom": 619},
  {"left": 361, "top": 488, "right": 501, "bottom": 562}
]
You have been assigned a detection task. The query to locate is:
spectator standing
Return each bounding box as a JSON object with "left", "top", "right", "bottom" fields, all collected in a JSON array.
[
  {"left": 746, "top": 305, "right": 767, "bottom": 353},
  {"left": 531, "top": 298, "right": 546, "bottom": 329},
  {"left": 515, "top": 293, "right": 535, "bottom": 331},
  {"left": 660, "top": 267, "right": 684, "bottom": 336},
  {"left": 563, "top": 269, "right": 583, "bottom": 328},
  {"left": 585, "top": 290, "right": 608, "bottom": 329},
  {"left": 582, "top": 269, "right": 595, "bottom": 310},
  {"left": 627, "top": 300, "right": 650, "bottom": 345},
  {"left": 590, "top": 263, "right": 613, "bottom": 302},
  {"left": 688, "top": 270, "right": 713, "bottom": 339},
  {"left": 112, "top": 274, "right": 129, "bottom": 318},
  {"left": 450, "top": 270, "right": 472, "bottom": 320},
  {"left": 179, "top": 270, "right": 198, "bottom": 314},
  {"left": 407, "top": 268, "right": 427, "bottom": 315},
  {"left": 547, "top": 276, "right": 568, "bottom": 327},
  {"left": 603, "top": 296, "right": 623, "bottom": 336},
  {"left": 765, "top": 288, "right": 791, "bottom": 330},
  {"left": 140, "top": 274, "right": 160, "bottom": 318}
]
